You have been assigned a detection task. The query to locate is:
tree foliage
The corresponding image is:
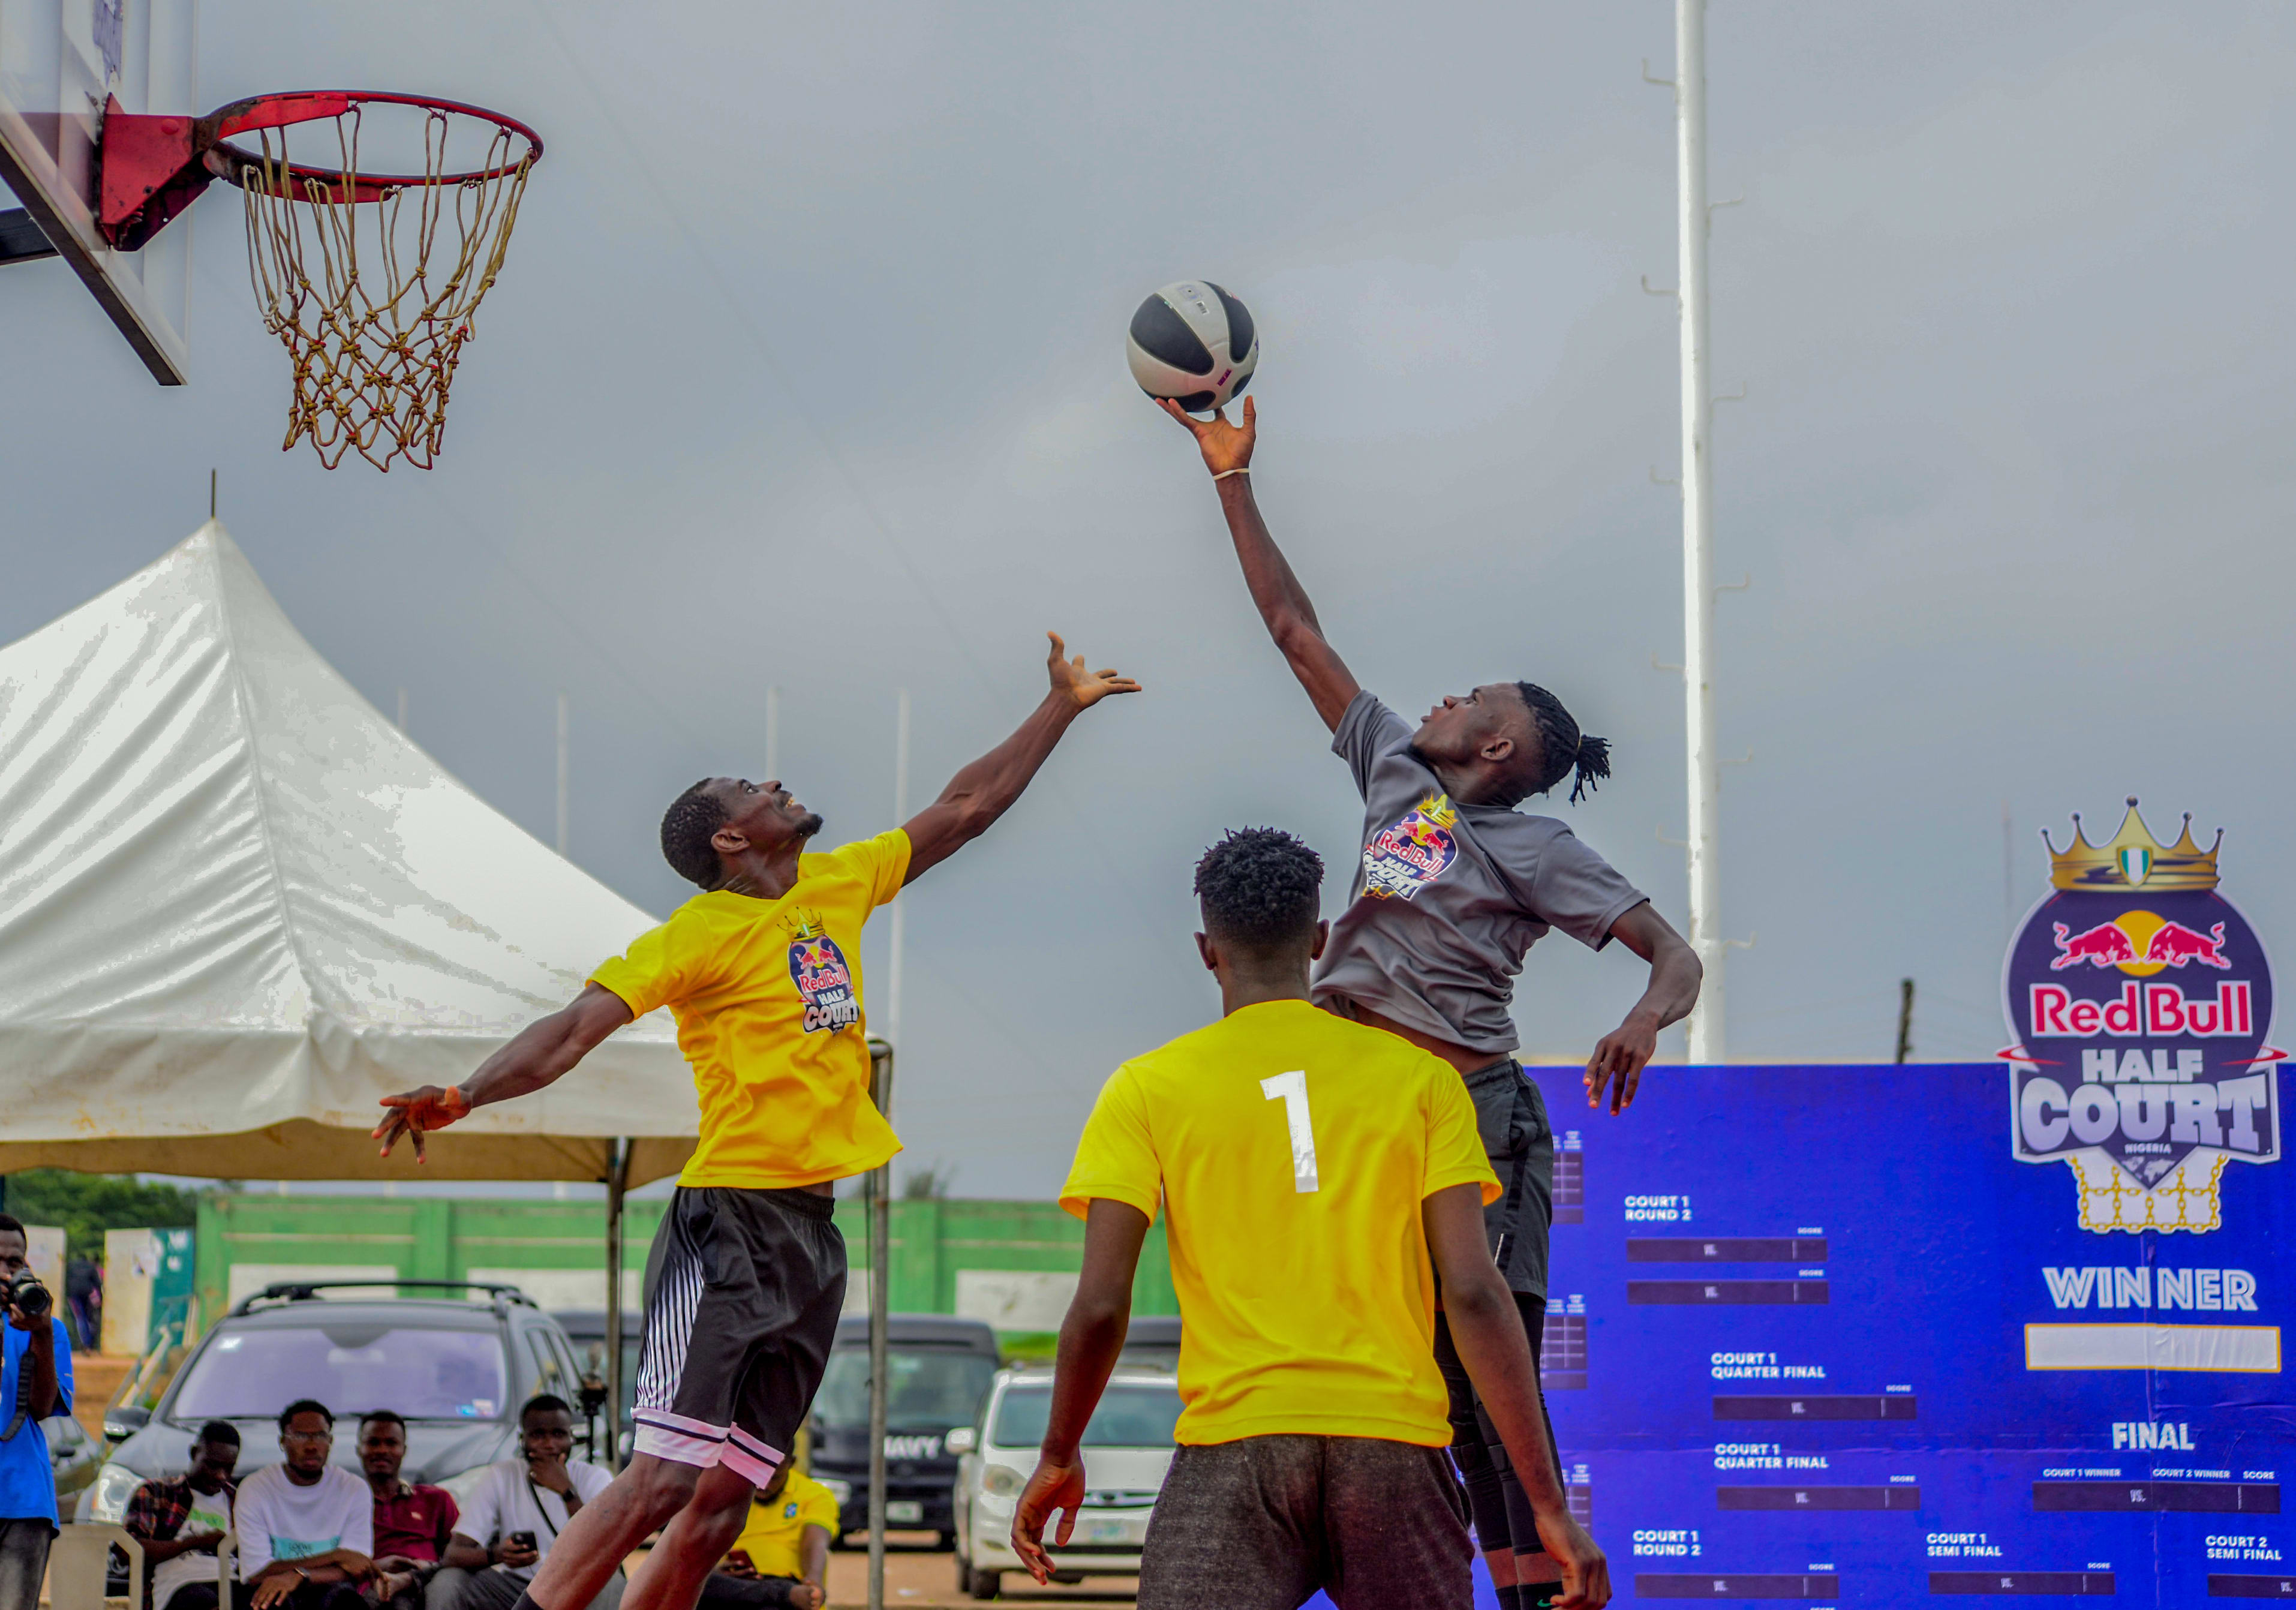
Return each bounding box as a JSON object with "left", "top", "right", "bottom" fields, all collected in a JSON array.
[{"left": 2, "top": 1171, "right": 203, "bottom": 1261}]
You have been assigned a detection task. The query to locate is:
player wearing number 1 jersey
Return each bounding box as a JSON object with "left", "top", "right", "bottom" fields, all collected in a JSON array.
[{"left": 1012, "top": 830, "right": 1608, "bottom": 1610}]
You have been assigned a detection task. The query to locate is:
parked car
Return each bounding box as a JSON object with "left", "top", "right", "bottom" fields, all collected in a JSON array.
[
  {"left": 82, "top": 1280, "right": 588, "bottom": 1524},
  {"left": 549, "top": 1309, "right": 641, "bottom": 1461},
  {"left": 1116, "top": 1315, "right": 1181, "bottom": 1371},
  {"left": 808, "top": 1315, "right": 1001, "bottom": 1546},
  {"left": 49, "top": 1414, "right": 98, "bottom": 1511},
  {"left": 949, "top": 1367, "right": 1182, "bottom": 1599}
]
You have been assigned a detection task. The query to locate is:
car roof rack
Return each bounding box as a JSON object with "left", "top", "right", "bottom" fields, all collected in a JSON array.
[{"left": 229, "top": 1279, "right": 540, "bottom": 1317}]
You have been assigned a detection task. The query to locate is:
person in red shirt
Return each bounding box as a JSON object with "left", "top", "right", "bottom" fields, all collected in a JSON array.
[{"left": 360, "top": 1412, "right": 459, "bottom": 1610}]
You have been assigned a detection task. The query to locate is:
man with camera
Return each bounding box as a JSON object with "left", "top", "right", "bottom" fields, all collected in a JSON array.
[
  {"left": 431, "top": 1397, "right": 619, "bottom": 1610},
  {"left": 0, "top": 1213, "right": 71, "bottom": 1610}
]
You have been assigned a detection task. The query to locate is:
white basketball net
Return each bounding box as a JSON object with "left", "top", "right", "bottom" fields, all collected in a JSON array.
[{"left": 234, "top": 104, "right": 533, "bottom": 471}]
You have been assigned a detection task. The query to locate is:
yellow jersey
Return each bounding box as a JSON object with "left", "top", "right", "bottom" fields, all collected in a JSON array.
[
  {"left": 1060, "top": 999, "right": 1498, "bottom": 1446},
  {"left": 725, "top": 1470, "right": 840, "bottom": 1578},
  {"left": 590, "top": 831, "right": 908, "bottom": 1188}
]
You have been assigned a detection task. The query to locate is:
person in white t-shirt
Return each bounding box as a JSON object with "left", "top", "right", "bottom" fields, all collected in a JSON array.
[
  {"left": 233, "top": 1402, "right": 375, "bottom": 1610},
  {"left": 429, "top": 1398, "right": 621, "bottom": 1610}
]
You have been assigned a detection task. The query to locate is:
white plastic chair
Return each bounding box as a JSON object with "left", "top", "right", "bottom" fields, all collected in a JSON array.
[{"left": 48, "top": 1522, "right": 143, "bottom": 1610}]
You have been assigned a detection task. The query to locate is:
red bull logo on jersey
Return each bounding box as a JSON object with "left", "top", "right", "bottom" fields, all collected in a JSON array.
[
  {"left": 2003, "top": 799, "right": 2280, "bottom": 1233},
  {"left": 785, "top": 912, "right": 861, "bottom": 1035},
  {"left": 1362, "top": 792, "right": 1460, "bottom": 901}
]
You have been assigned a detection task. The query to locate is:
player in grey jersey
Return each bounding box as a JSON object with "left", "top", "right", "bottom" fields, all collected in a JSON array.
[{"left": 1162, "top": 397, "right": 1703, "bottom": 1610}]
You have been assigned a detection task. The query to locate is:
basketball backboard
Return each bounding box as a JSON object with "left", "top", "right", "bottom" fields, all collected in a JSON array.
[{"left": 0, "top": 0, "right": 196, "bottom": 383}]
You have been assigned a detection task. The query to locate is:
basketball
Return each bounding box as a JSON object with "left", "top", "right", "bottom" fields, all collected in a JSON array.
[{"left": 1126, "top": 280, "right": 1258, "bottom": 414}]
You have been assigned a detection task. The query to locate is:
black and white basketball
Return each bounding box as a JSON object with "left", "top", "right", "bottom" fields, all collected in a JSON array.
[{"left": 1126, "top": 281, "right": 1257, "bottom": 414}]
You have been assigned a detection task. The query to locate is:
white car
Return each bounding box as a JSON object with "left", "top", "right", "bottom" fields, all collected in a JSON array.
[{"left": 949, "top": 1367, "right": 1182, "bottom": 1600}]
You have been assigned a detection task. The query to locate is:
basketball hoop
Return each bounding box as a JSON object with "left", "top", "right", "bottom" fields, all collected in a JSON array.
[{"left": 190, "top": 92, "right": 542, "bottom": 471}]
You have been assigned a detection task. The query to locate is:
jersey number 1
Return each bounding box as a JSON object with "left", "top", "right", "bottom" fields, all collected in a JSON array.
[{"left": 1260, "top": 1070, "right": 1319, "bottom": 1194}]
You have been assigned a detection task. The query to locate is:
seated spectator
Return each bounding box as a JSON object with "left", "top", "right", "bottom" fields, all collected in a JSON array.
[
  {"left": 361, "top": 1411, "right": 458, "bottom": 1610},
  {"left": 233, "top": 1401, "right": 375, "bottom": 1610},
  {"left": 125, "top": 1422, "right": 240, "bottom": 1610},
  {"left": 428, "top": 1396, "right": 620, "bottom": 1610},
  {"left": 697, "top": 1465, "right": 835, "bottom": 1610}
]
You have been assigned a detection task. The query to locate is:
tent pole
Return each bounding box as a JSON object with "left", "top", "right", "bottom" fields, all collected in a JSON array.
[
  {"left": 604, "top": 1137, "right": 630, "bottom": 1471},
  {"left": 866, "top": 1040, "right": 894, "bottom": 1610}
]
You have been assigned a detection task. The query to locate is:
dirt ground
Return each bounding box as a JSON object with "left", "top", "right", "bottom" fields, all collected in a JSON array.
[{"left": 824, "top": 1541, "right": 1137, "bottom": 1608}]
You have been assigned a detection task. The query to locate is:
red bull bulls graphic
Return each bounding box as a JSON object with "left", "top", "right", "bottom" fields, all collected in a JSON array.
[
  {"left": 2003, "top": 798, "right": 2280, "bottom": 1233},
  {"left": 789, "top": 932, "right": 861, "bottom": 1035},
  {"left": 1362, "top": 792, "right": 1460, "bottom": 901}
]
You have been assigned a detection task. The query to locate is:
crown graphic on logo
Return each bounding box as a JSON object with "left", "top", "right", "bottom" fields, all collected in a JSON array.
[
  {"left": 782, "top": 906, "right": 827, "bottom": 941},
  {"left": 2042, "top": 797, "right": 2222, "bottom": 892},
  {"left": 1414, "top": 793, "right": 1459, "bottom": 830}
]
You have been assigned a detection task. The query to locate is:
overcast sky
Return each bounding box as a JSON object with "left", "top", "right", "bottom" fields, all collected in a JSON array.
[{"left": 7, "top": 3, "right": 2293, "bottom": 1197}]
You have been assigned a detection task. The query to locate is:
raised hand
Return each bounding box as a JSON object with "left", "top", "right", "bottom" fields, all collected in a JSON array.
[
  {"left": 1045, "top": 632, "right": 1141, "bottom": 711},
  {"left": 372, "top": 1085, "right": 471, "bottom": 1162},
  {"left": 1159, "top": 394, "right": 1255, "bottom": 476}
]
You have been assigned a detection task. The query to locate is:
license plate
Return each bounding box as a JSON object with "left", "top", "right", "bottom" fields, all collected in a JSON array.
[
  {"left": 884, "top": 1500, "right": 923, "bottom": 1523},
  {"left": 1084, "top": 1518, "right": 1132, "bottom": 1544}
]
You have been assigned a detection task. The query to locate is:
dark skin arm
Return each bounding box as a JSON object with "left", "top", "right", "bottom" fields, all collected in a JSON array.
[
  {"left": 8, "top": 1305, "right": 56, "bottom": 1420},
  {"left": 1583, "top": 903, "right": 1703, "bottom": 1115},
  {"left": 134, "top": 1531, "right": 225, "bottom": 1563},
  {"left": 798, "top": 1525, "right": 830, "bottom": 1606},
  {"left": 1426, "top": 1184, "right": 1610, "bottom": 1610},
  {"left": 248, "top": 1550, "right": 375, "bottom": 1608},
  {"left": 442, "top": 1531, "right": 536, "bottom": 1572},
  {"left": 901, "top": 632, "right": 1140, "bottom": 883},
  {"left": 1161, "top": 398, "right": 1360, "bottom": 731},
  {"left": 373, "top": 983, "right": 635, "bottom": 1161},
  {"left": 1010, "top": 1200, "right": 1150, "bottom": 1582}
]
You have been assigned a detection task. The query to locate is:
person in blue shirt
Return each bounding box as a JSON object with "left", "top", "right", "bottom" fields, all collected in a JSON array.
[{"left": 0, "top": 1213, "right": 72, "bottom": 1610}]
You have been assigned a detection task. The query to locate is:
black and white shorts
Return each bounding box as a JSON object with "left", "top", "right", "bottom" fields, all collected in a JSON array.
[{"left": 632, "top": 1185, "right": 846, "bottom": 1486}]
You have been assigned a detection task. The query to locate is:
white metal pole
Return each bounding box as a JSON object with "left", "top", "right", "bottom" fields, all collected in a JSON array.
[
  {"left": 765, "top": 685, "right": 780, "bottom": 782},
  {"left": 1675, "top": 0, "right": 1725, "bottom": 1062},
  {"left": 887, "top": 689, "right": 910, "bottom": 1050},
  {"left": 556, "top": 692, "right": 571, "bottom": 857}
]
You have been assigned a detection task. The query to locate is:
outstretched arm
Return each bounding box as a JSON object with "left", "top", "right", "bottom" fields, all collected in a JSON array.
[
  {"left": 1426, "top": 1185, "right": 1611, "bottom": 1610},
  {"left": 1584, "top": 902, "right": 1703, "bottom": 1115},
  {"left": 901, "top": 633, "right": 1139, "bottom": 884},
  {"left": 1161, "top": 397, "right": 1360, "bottom": 731},
  {"left": 1011, "top": 1200, "right": 1147, "bottom": 1583},
  {"left": 373, "top": 983, "right": 635, "bottom": 1161}
]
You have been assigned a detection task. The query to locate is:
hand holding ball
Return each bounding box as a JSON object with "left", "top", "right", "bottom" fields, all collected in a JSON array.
[{"left": 1126, "top": 281, "right": 1257, "bottom": 414}]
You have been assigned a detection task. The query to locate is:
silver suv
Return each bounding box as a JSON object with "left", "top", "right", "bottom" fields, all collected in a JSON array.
[{"left": 87, "top": 1281, "right": 591, "bottom": 1523}]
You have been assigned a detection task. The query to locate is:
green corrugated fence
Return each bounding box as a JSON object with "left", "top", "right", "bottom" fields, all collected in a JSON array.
[{"left": 193, "top": 1195, "right": 1175, "bottom": 1339}]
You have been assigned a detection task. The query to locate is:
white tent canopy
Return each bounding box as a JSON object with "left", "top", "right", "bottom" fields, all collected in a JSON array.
[{"left": 0, "top": 523, "right": 698, "bottom": 1187}]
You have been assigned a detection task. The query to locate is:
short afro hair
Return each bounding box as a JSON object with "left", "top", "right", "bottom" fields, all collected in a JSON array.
[
  {"left": 1193, "top": 828, "right": 1324, "bottom": 950},
  {"left": 195, "top": 1421, "right": 241, "bottom": 1448},
  {"left": 1514, "top": 681, "right": 1612, "bottom": 804},
  {"left": 278, "top": 1399, "right": 333, "bottom": 1431},
  {"left": 661, "top": 779, "right": 731, "bottom": 888}
]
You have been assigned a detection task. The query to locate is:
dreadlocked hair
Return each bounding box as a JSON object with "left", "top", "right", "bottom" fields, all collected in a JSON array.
[
  {"left": 660, "top": 779, "right": 731, "bottom": 888},
  {"left": 1192, "top": 827, "right": 1324, "bottom": 951},
  {"left": 1515, "top": 681, "right": 1613, "bottom": 804}
]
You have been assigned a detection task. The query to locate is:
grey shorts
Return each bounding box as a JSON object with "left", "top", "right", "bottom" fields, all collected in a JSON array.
[
  {"left": 1462, "top": 1058, "right": 1553, "bottom": 1297},
  {"left": 1136, "top": 1437, "right": 1472, "bottom": 1610}
]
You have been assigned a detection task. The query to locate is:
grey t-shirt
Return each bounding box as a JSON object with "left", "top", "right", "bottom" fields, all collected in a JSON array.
[{"left": 1310, "top": 690, "right": 1647, "bottom": 1055}]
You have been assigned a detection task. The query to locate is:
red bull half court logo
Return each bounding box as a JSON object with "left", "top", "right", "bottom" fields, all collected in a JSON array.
[
  {"left": 784, "top": 910, "right": 861, "bottom": 1035},
  {"left": 2003, "top": 798, "right": 2281, "bottom": 1233},
  {"left": 1362, "top": 793, "right": 1460, "bottom": 902}
]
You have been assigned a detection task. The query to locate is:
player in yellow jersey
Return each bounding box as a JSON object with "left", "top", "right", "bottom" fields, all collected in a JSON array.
[
  {"left": 372, "top": 633, "right": 1138, "bottom": 1610},
  {"left": 1011, "top": 829, "right": 1608, "bottom": 1610}
]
